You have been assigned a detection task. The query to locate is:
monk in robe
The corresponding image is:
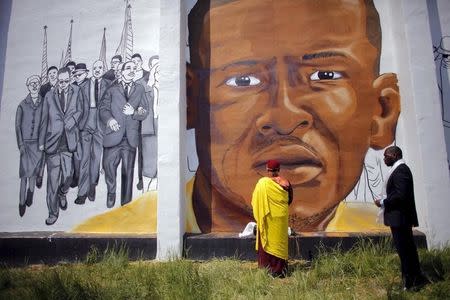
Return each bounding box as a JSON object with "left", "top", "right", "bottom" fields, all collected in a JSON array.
[{"left": 252, "top": 159, "right": 293, "bottom": 278}]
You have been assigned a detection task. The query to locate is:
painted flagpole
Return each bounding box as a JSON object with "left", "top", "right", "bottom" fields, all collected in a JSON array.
[
  {"left": 59, "top": 49, "right": 65, "bottom": 68},
  {"left": 115, "top": 0, "right": 133, "bottom": 61},
  {"left": 63, "top": 19, "right": 73, "bottom": 66},
  {"left": 40, "top": 25, "right": 48, "bottom": 84},
  {"left": 99, "top": 27, "right": 108, "bottom": 70}
]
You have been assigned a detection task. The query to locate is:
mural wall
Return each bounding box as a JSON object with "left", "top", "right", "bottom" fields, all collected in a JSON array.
[
  {"left": 0, "top": 0, "right": 159, "bottom": 231},
  {"left": 1, "top": 0, "right": 448, "bottom": 236}
]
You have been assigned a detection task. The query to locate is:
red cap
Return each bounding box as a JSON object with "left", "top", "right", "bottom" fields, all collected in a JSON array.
[{"left": 266, "top": 159, "right": 280, "bottom": 170}]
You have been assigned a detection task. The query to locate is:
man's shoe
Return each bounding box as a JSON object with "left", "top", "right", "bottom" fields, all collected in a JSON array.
[
  {"left": 74, "top": 195, "right": 87, "bottom": 205},
  {"left": 19, "top": 204, "right": 26, "bottom": 217},
  {"left": 36, "top": 176, "right": 43, "bottom": 189},
  {"left": 107, "top": 193, "right": 116, "bottom": 208},
  {"left": 70, "top": 175, "right": 79, "bottom": 188},
  {"left": 410, "top": 276, "right": 430, "bottom": 292},
  {"left": 45, "top": 215, "right": 58, "bottom": 225},
  {"left": 58, "top": 189, "right": 67, "bottom": 210},
  {"left": 88, "top": 185, "right": 96, "bottom": 201},
  {"left": 403, "top": 276, "right": 429, "bottom": 292},
  {"left": 25, "top": 190, "right": 33, "bottom": 207},
  {"left": 136, "top": 179, "right": 143, "bottom": 191}
]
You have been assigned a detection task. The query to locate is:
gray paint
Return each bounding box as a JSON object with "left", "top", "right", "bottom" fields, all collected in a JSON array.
[{"left": 0, "top": 0, "right": 12, "bottom": 112}]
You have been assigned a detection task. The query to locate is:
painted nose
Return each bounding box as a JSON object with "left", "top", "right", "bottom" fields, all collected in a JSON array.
[{"left": 256, "top": 81, "right": 313, "bottom": 136}]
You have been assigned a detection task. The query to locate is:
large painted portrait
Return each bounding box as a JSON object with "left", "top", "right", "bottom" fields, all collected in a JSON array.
[{"left": 184, "top": 0, "right": 400, "bottom": 233}]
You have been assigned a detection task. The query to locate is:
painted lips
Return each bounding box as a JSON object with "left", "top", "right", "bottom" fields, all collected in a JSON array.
[{"left": 253, "top": 143, "right": 323, "bottom": 186}]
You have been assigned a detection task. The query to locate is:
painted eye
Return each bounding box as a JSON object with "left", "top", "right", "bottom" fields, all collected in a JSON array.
[
  {"left": 310, "top": 71, "right": 343, "bottom": 81},
  {"left": 225, "top": 75, "right": 261, "bottom": 87}
]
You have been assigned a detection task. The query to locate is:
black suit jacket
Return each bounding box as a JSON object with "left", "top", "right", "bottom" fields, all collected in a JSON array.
[
  {"left": 39, "top": 82, "right": 54, "bottom": 98},
  {"left": 383, "top": 163, "right": 419, "bottom": 228},
  {"left": 99, "top": 82, "right": 149, "bottom": 148},
  {"left": 103, "top": 69, "right": 116, "bottom": 82},
  {"left": 38, "top": 84, "right": 83, "bottom": 154},
  {"left": 78, "top": 78, "right": 111, "bottom": 131}
]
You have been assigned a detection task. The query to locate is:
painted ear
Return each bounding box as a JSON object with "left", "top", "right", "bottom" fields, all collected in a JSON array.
[
  {"left": 186, "top": 63, "right": 198, "bottom": 129},
  {"left": 370, "top": 73, "right": 401, "bottom": 150}
]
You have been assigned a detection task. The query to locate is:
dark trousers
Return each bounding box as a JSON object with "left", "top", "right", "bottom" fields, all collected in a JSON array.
[
  {"left": 142, "top": 120, "right": 158, "bottom": 178},
  {"left": 46, "top": 152, "right": 73, "bottom": 217},
  {"left": 257, "top": 235, "right": 287, "bottom": 278},
  {"left": 391, "top": 226, "right": 423, "bottom": 288},
  {"left": 71, "top": 142, "right": 82, "bottom": 187},
  {"left": 137, "top": 123, "right": 143, "bottom": 183},
  {"left": 78, "top": 130, "right": 102, "bottom": 196},
  {"left": 103, "top": 138, "right": 136, "bottom": 205}
]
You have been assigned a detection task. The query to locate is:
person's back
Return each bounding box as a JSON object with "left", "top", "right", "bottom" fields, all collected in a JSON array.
[{"left": 252, "top": 160, "right": 292, "bottom": 278}]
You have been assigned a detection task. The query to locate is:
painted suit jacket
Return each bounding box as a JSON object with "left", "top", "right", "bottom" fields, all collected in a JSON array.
[
  {"left": 99, "top": 81, "right": 149, "bottom": 148},
  {"left": 78, "top": 77, "right": 111, "bottom": 131},
  {"left": 39, "top": 84, "right": 83, "bottom": 154}
]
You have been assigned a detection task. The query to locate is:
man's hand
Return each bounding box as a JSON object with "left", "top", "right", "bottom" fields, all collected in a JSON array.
[
  {"left": 374, "top": 199, "right": 382, "bottom": 208},
  {"left": 39, "top": 145, "right": 44, "bottom": 151},
  {"left": 137, "top": 107, "right": 147, "bottom": 115},
  {"left": 123, "top": 103, "right": 135, "bottom": 115},
  {"left": 108, "top": 118, "right": 120, "bottom": 131},
  {"left": 65, "top": 117, "right": 76, "bottom": 131},
  {"left": 19, "top": 145, "right": 25, "bottom": 154}
]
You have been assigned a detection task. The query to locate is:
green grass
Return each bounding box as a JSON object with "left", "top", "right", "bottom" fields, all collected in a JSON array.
[{"left": 1, "top": 239, "right": 449, "bottom": 300}]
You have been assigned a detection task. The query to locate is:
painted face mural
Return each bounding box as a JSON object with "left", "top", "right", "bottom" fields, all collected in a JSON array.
[
  {"left": 131, "top": 55, "right": 143, "bottom": 71},
  {"left": 48, "top": 68, "right": 58, "bottom": 85},
  {"left": 27, "top": 78, "right": 41, "bottom": 95},
  {"left": 92, "top": 60, "right": 105, "bottom": 79},
  {"left": 57, "top": 71, "right": 71, "bottom": 90},
  {"left": 111, "top": 57, "right": 121, "bottom": 71},
  {"left": 73, "top": 70, "right": 88, "bottom": 85},
  {"left": 122, "top": 61, "right": 137, "bottom": 82},
  {"left": 187, "top": 0, "right": 401, "bottom": 232}
]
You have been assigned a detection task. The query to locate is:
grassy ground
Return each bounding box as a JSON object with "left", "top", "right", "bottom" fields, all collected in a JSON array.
[{"left": 1, "top": 238, "right": 449, "bottom": 300}]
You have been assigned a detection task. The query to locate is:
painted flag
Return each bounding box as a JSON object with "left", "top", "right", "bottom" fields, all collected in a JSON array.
[
  {"left": 115, "top": 0, "right": 133, "bottom": 61},
  {"left": 63, "top": 19, "right": 73, "bottom": 66},
  {"left": 40, "top": 25, "right": 48, "bottom": 84},
  {"left": 99, "top": 27, "right": 108, "bottom": 70},
  {"left": 59, "top": 49, "right": 65, "bottom": 68}
]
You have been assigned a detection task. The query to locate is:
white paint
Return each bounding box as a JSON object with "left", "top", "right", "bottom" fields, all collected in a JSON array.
[{"left": 156, "top": 0, "right": 186, "bottom": 260}]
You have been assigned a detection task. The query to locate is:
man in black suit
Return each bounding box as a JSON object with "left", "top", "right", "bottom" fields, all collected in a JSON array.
[
  {"left": 71, "top": 63, "right": 90, "bottom": 188},
  {"left": 74, "top": 60, "right": 111, "bottom": 204},
  {"left": 131, "top": 53, "right": 150, "bottom": 84},
  {"left": 65, "top": 61, "right": 76, "bottom": 84},
  {"left": 131, "top": 53, "right": 151, "bottom": 191},
  {"left": 39, "top": 66, "right": 58, "bottom": 98},
  {"left": 39, "top": 67, "right": 83, "bottom": 225},
  {"left": 99, "top": 61, "right": 149, "bottom": 208},
  {"left": 375, "top": 146, "right": 428, "bottom": 291}
]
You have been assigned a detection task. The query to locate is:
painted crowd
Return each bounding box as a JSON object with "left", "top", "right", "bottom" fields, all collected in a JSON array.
[{"left": 15, "top": 54, "right": 160, "bottom": 225}]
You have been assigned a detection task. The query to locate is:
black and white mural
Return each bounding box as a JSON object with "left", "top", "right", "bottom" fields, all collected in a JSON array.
[{"left": 0, "top": 0, "right": 159, "bottom": 230}]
